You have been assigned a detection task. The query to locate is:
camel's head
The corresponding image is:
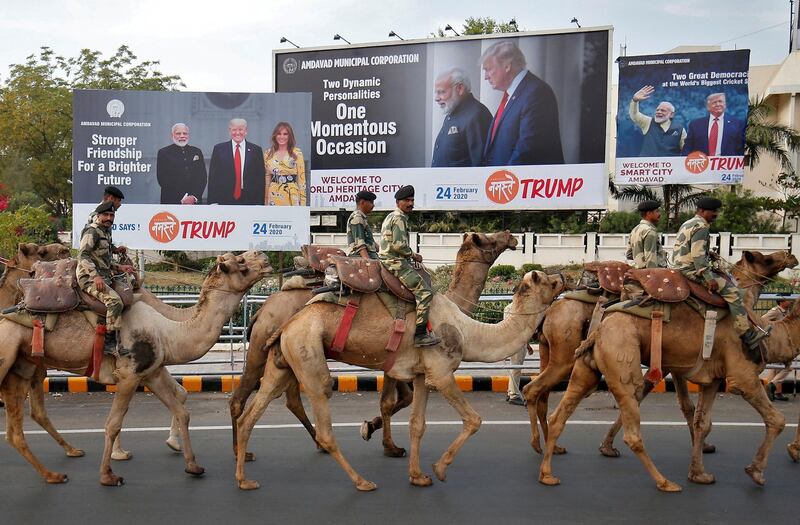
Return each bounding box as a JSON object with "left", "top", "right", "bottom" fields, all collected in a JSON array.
[
  {"left": 514, "top": 270, "right": 565, "bottom": 306},
  {"left": 741, "top": 250, "right": 798, "bottom": 282},
  {"left": 459, "top": 230, "right": 518, "bottom": 264},
  {"left": 210, "top": 251, "right": 273, "bottom": 291},
  {"left": 15, "top": 242, "right": 70, "bottom": 269}
]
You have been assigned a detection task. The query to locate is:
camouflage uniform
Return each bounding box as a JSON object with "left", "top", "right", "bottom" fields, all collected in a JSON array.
[
  {"left": 671, "top": 215, "right": 749, "bottom": 334},
  {"left": 379, "top": 208, "right": 433, "bottom": 331},
  {"left": 346, "top": 209, "right": 378, "bottom": 259},
  {"left": 77, "top": 220, "right": 123, "bottom": 331},
  {"left": 626, "top": 220, "right": 666, "bottom": 269}
]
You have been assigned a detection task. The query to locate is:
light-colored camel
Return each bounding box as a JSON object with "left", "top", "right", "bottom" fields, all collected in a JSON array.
[
  {"left": 234, "top": 270, "right": 564, "bottom": 490},
  {"left": 0, "top": 251, "right": 271, "bottom": 485},
  {"left": 229, "top": 231, "right": 518, "bottom": 459},
  {"left": 538, "top": 250, "right": 797, "bottom": 491}
]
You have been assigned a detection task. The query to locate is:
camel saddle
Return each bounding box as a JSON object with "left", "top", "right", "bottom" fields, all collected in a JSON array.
[
  {"left": 18, "top": 258, "right": 133, "bottom": 315},
  {"left": 625, "top": 268, "right": 727, "bottom": 307},
  {"left": 583, "top": 261, "right": 630, "bottom": 294},
  {"left": 301, "top": 245, "right": 346, "bottom": 273},
  {"left": 330, "top": 256, "right": 432, "bottom": 303}
]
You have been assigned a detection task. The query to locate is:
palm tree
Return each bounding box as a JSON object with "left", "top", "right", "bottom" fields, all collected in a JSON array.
[
  {"left": 745, "top": 96, "right": 800, "bottom": 176},
  {"left": 609, "top": 178, "right": 705, "bottom": 229}
]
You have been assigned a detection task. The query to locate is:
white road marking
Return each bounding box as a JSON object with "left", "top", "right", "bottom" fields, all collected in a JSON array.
[{"left": 3, "top": 419, "right": 795, "bottom": 436}]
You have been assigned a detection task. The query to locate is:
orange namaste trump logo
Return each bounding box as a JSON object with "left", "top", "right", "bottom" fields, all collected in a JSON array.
[
  {"left": 149, "top": 212, "right": 180, "bottom": 243},
  {"left": 685, "top": 151, "right": 709, "bottom": 174},
  {"left": 485, "top": 170, "right": 519, "bottom": 204}
]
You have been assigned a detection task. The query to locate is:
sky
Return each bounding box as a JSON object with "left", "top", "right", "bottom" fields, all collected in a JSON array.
[{"left": 0, "top": 0, "right": 791, "bottom": 92}]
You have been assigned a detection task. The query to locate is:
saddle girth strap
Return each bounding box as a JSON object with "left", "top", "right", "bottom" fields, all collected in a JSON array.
[
  {"left": 86, "top": 324, "right": 106, "bottom": 381},
  {"left": 31, "top": 318, "right": 44, "bottom": 359},
  {"left": 331, "top": 294, "right": 361, "bottom": 354},
  {"left": 383, "top": 302, "right": 407, "bottom": 372},
  {"left": 644, "top": 310, "right": 664, "bottom": 383}
]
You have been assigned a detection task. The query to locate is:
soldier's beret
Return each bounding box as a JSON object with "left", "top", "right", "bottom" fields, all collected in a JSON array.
[
  {"left": 394, "top": 185, "right": 415, "bottom": 200},
  {"left": 637, "top": 200, "right": 661, "bottom": 212},
  {"left": 696, "top": 197, "right": 722, "bottom": 211},
  {"left": 104, "top": 186, "right": 125, "bottom": 199},
  {"left": 356, "top": 190, "right": 377, "bottom": 202},
  {"left": 95, "top": 201, "right": 116, "bottom": 214}
]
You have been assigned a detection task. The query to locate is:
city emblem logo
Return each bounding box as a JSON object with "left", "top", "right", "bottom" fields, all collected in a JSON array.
[
  {"left": 283, "top": 58, "right": 298, "bottom": 74},
  {"left": 149, "top": 212, "right": 180, "bottom": 243},
  {"left": 106, "top": 99, "right": 125, "bottom": 118},
  {"left": 485, "top": 170, "right": 519, "bottom": 204}
]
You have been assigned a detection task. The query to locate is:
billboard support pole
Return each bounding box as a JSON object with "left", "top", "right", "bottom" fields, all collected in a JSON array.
[{"left": 137, "top": 250, "right": 145, "bottom": 282}]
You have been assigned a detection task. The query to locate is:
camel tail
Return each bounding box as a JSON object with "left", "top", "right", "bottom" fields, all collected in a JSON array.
[
  {"left": 573, "top": 331, "right": 597, "bottom": 360},
  {"left": 246, "top": 307, "right": 262, "bottom": 341}
]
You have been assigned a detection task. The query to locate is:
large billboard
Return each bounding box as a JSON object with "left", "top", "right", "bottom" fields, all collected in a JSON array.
[
  {"left": 72, "top": 90, "right": 312, "bottom": 250},
  {"left": 615, "top": 50, "right": 750, "bottom": 185},
  {"left": 275, "top": 28, "right": 612, "bottom": 210}
]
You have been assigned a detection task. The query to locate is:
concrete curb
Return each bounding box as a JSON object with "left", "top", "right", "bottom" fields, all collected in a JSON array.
[{"left": 43, "top": 375, "right": 757, "bottom": 394}]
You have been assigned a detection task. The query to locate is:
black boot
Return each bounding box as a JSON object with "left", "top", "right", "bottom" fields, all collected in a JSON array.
[
  {"left": 103, "top": 330, "right": 118, "bottom": 355},
  {"left": 741, "top": 326, "right": 771, "bottom": 353},
  {"left": 413, "top": 325, "right": 441, "bottom": 347}
]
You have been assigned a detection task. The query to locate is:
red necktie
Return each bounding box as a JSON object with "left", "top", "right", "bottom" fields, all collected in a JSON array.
[
  {"left": 708, "top": 117, "right": 719, "bottom": 156},
  {"left": 490, "top": 91, "right": 509, "bottom": 143},
  {"left": 233, "top": 143, "right": 242, "bottom": 200}
]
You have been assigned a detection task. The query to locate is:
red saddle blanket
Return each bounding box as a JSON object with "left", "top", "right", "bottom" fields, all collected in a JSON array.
[
  {"left": 330, "top": 256, "right": 432, "bottom": 303},
  {"left": 583, "top": 261, "right": 630, "bottom": 294},
  {"left": 625, "top": 268, "right": 727, "bottom": 307}
]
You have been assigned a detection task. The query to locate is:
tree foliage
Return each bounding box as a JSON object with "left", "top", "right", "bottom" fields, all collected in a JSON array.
[
  {"left": 0, "top": 46, "right": 183, "bottom": 219},
  {"left": 0, "top": 206, "right": 57, "bottom": 257}
]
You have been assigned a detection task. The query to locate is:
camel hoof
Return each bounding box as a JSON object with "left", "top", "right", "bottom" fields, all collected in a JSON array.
[
  {"left": 383, "top": 446, "right": 406, "bottom": 458},
  {"left": 45, "top": 472, "right": 69, "bottom": 484},
  {"left": 599, "top": 445, "right": 621, "bottom": 458},
  {"left": 66, "top": 448, "right": 85, "bottom": 458},
  {"left": 100, "top": 474, "right": 124, "bottom": 486},
  {"left": 688, "top": 472, "right": 715, "bottom": 484},
  {"left": 238, "top": 479, "right": 260, "bottom": 490},
  {"left": 111, "top": 449, "right": 133, "bottom": 461},
  {"left": 787, "top": 442, "right": 800, "bottom": 462},
  {"left": 531, "top": 440, "right": 542, "bottom": 455},
  {"left": 245, "top": 451, "right": 256, "bottom": 462},
  {"left": 432, "top": 462, "right": 447, "bottom": 482},
  {"left": 745, "top": 464, "right": 765, "bottom": 486},
  {"left": 166, "top": 437, "right": 181, "bottom": 452},
  {"left": 657, "top": 479, "right": 682, "bottom": 492},
  {"left": 409, "top": 474, "right": 433, "bottom": 487},
  {"left": 553, "top": 445, "right": 567, "bottom": 455},
  {"left": 359, "top": 421, "right": 372, "bottom": 441},
  {"left": 702, "top": 442, "right": 716, "bottom": 454},
  {"left": 185, "top": 465, "right": 205, "bottom": 477},
  {"left": 539, "top": 474, "right": 561, "bottom": 486},
  {"left": 356, "top": 479, "right": 377, "bottom": 492}
]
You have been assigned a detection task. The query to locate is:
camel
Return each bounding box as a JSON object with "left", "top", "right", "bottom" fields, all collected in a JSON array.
[
  {"left": 234, "top": 270, "right": 564, "bottom": 490},
  {"left": 229, "top": 231, "right": 518, "bottom": 459},
  {"left": 538, "top": 250, "right": 797, "bottom": 491},
  {"left": 0, "top": 250, "right": 271, "bottom": 485}
]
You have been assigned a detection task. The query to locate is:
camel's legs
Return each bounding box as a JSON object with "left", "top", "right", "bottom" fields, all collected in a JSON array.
[
  {"left": 143, "top": 368, "right": 204, "bottom": 477},
  {"left": 230, "top": 341, "right": 268, "bottom": 460},
  {"left": 523, "top": 359, "right": 573, "bottom": 454},
  {"left": 283, "top": 377, "right": 319, "bottom": 450},
  {"left": 235, "top": 355, "right": 294, "bottom": 490},
  {"left": 361, "top": 379, "right": 413, "bottom": 457},
  {"left": 98, "top": 371, "right": 139, "bottom": 487},
  {"left": 429, "top": 374, "right": 482, "bottom": 482},
  {"left": 539, "top": 360, "right": 600, "bottom": 486},
  {"left": 687, "top": 380, "right": 721, "bottom": 484},
  {"left": 26, "top": 366, "right": 84, "bottom": 457},
  {"left": 407, "top": 374, "right": 432, "bottom": 486},
  {"left": 601, "top": 350, "right": 682, "bottom": 492},
  {"left": 674, "top": 375, "right": 716, "bottom": 454},
  {"left": 2, "top": 373, "right": 68, "bottom": 483},
  {"left": 599, "top": 377, "right": 654, "bottom": 457},
  {"left": 735, "top": 372, "right": 786, "bottom": 486},
  {"left": 165, "top": 379, "right": 187, "bottom": 452}
]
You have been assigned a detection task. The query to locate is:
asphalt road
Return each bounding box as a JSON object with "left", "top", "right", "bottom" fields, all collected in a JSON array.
[{"left": 2, "top": 390, "right": 800, "bottom": 524}]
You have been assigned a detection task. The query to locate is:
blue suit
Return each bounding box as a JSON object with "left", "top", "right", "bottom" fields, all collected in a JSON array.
[
  {"left": 681, "top": 114, "right": 745, "bottom": 156},
  {"left": 207, "top": 140, "right": 266, "bottom": 205},
  {"left": 431, "top": 93, "right": 492, "bottom": 167},
  {"left": 483, "top": 71, "right": 564, "bottom": 166}
]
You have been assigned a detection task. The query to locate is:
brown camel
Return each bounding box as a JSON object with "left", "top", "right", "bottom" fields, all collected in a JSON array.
[
  {"left": 229, "top": 231, "right": 518, "bottom": 460},
  {"left": 234, "top": 270, "right": 564, "bottom": 490},
  {"left": 0, "top": 251, "right": 271, "bottom": 485},
  {"left": 538, "top": 250, "right": 797, "bottom": 491}
]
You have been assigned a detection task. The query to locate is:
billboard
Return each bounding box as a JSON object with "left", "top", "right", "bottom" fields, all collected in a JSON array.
[
  {"left": 275, "top": 28, "right": 612, "bottom": 210},
  {"left": 615, "top": 50, "right": 750, "bottom": 185},
  {"left": 72, "top": 90, "right": 312, "bottom": 250}
]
